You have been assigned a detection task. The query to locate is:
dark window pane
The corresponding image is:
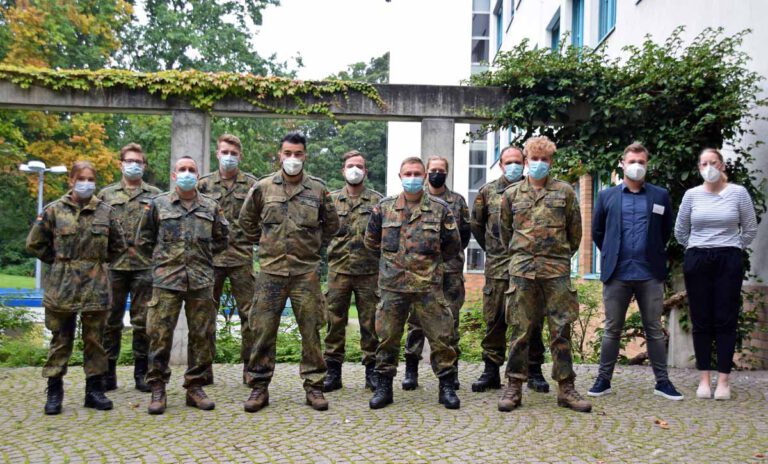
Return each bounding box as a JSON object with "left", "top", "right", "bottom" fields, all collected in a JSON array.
[
  {"left": 472, "top": 14, "right": 490, "bottom": 37},
  {"left": 471, "top": 39, "right": 489, "bottom": 64},
  {"left": 469, "top": 167, "right": 486, "bottom": 190},
  {"left": 468, "top": 191, "right": 478, "bottom": 208},
  {"left": 470, "top": 148, "right": 486, "bottom": 166}
]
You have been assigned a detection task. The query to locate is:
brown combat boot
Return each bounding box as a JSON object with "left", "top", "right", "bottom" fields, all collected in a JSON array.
[
  {"left": 498, "top": 379, "right": 523, "bottom": 412},
  {"left": 185, "top": 385, "right": 215, "bottom": 410},
  {"left": 557, "top": 380, "right": 592, "bottom": 413},
  {"left": 244, "top": 387, "right": 269, "bottom": 413},
  {"left": 147, "top": 382, "right": 166, "bottom": 415},
  {"left": 306, "top": 389, "right": 329, "bottom": 411}
]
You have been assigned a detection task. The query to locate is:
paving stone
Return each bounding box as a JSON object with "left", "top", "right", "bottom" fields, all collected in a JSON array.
[{"left": 0, "top": 364, "right": 766, "bottom": 462}]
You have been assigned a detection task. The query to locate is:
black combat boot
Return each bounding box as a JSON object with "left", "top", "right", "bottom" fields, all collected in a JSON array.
[
  {"left": 364, "top": 363, "right": 377, "bottom": 391},
  {"left": 133, "top": 358, "right": 150, "bottom": 393},
  {"left": 527, "top": 364, "right": 550, "bottom": 393},
  {"left": 452, "top": 360, "right": 461, "bottom": 390},
  {"left": 401, "top": 355, "right": 419, "bottom": 391},
  {"left": 438, "top": 376, "right": 461, "bottom": 409},
  {"left": 84, "top": 376, "right": 113, "bottom": 410},
  {"left": 322, "top": 359, "right": 343, "bottom": 392},
  {"left": 369, "top": 374, "right": 394, "bottom": 409},
  {"left": 44, "top": 377, "right": 64, "bottom": 415},
  {"left": 104, "top": 359, "right": 117, "bottom": 391},
  {"left": 471, "top": 360, "right": 501, "bottom": 392}
]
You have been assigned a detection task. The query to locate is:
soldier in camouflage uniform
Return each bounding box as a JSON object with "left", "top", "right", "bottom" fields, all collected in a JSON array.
[
  {"left": 365, "top": 156, "right": 462, "bottom": 410},
  {"left": 469, "top": 146, "right": 550, "bottom": 394},
  {"left": 136, "top": 156, "right": 229, "bottom": 415},
  {"left": 198, "top": 134, "right": 258, "bottom": 385},
  {"left": 403, "top": 156, "right": 470, "bottom": 391},
  {"left": 26, "top": 161, "right": 126, "bottom": 415},
  {"left": 98, "top": 143, "right": 161, "bottom": 393},
  {"left": 497, "top": 136, "right": 591, "bottom": 413},
  {"left": 241, "top": 132, "right": 340, "bottom": 413},
  {"left": 322, "top": 150, "right": 383, "bottom": 393}
]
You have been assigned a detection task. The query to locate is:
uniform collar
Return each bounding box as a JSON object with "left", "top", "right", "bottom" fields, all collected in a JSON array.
[
  {"left": 62, "top": 191, "right": 100, "bottom": 211},
  {"left": 520, "top": 176, "right": 558, "bottom": 192},
  {"left": 215, "top": 169, "right": 247, "bottom": 184},
  {"left": 119, "top": 178, "right": 151, "bottom": 197},
  {"left": 168, "top": 189, "right": 201, "bottom": 208},
  {"left": 272, "top": 171, "right": 311, "bottom": 190},
  {"left": 339, "top": 185, "right": 371, "bottom": 201},
  {"left": 430, "top": 188, "right": 455, "bottom": 203},
  {"left": 394, "top": 191, "right": 432, "bottom": 211}
]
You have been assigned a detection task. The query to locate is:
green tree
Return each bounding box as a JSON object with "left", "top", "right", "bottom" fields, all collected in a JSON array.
[{"left": 119, "top": 0, "right": 283, "bottom": 74}]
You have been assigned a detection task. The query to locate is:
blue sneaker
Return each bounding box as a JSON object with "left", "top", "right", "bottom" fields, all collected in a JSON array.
[
  {"left": 587, "top": 377, "right": 612, "bottom": 397},
  {"left": 654, "top": 380, "right": 684, "bottom": 401}
]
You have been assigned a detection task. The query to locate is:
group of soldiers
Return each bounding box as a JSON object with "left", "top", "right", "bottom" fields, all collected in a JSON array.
[{"left": 29, "top": 131, "right": 593, "bottom": 416}]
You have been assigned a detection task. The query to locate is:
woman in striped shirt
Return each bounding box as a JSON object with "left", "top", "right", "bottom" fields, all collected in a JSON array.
[{"left": 674, "top": 148, "right": 758, "bottom": 401}]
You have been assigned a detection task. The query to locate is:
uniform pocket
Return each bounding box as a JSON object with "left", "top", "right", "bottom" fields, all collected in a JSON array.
[
  {"left": 158, "top": 211, "right": 183, "bottom": 242},
  {"left": 263, "top": 196, "right": 286, "bottom": 225},
  {"left": 418, "top": 222, "right": 440, "bottom": 255},
  {"left": 382, "top": 220, "right": 401, "bottom": 252},
  {"left": 194, "top": 210, "right": 214, "bottom": 240}
]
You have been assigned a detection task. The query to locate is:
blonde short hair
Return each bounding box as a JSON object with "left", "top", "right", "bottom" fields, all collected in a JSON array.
[
  {"left": 426, "top": 155, "right": 450, "bottom": 172},
  {"left": 523, "top": 136, "right": 557, "bottom": 158}
]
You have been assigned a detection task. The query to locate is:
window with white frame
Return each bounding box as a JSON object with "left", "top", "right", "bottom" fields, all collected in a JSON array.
[
  {"left": 467, "top": 124, "right": 488, "bottom": 272},
  {"left": 472, "top": 0, "right": 491, "bottom": 74}
]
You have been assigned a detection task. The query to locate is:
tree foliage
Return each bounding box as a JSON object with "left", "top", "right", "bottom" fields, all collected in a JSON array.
[{"left": 470, "top": 27, "right": 766, "bottom": 265}]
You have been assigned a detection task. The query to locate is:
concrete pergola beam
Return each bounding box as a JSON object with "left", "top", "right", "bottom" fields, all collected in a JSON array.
[{"left": 0, "top": 81, "right": 515, "bottom": 123}]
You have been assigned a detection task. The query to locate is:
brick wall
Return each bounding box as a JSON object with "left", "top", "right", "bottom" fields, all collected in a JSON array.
[
  {"left": 464, "top": 273, "right": 485, "bottom": 308},
  {"left": 578, "top": 174, "right": 594, "bottom": 276}
]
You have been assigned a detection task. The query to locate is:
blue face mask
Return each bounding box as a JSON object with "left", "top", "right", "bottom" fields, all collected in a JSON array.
[
  {"left": 175, "top": 171, "right": 198, "bottom": 191},
  {"left": 504, "top": 163, "right": 523, "bottom": 182},
  {"left": 219, "top": 154, "right": 239, "bottom": 171},
  {"left": 401, "top": 176, "right": 424, "bottom": 194},
  {"left": 527, "top": 160, "right": 550, "bottom": 180},
  {"left": 122, "top": 162, "right": 144, "bottom": 181}
]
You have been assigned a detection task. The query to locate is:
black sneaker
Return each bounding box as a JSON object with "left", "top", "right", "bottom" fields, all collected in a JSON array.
[
  {"left": 654, "top": 380, "right": 684, "bottom": 401},
  {"left": 587, "top": 377, "right": 612, "bottom": 397}
]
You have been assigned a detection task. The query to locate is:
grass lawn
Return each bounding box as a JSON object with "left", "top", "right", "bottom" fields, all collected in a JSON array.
[{"left": 0, "top": 274, "right": 35, "bottom": 289}]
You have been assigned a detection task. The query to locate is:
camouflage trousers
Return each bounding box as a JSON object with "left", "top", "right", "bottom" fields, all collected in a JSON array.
[
  {"left": 481, "top": 277, "right": 547, "bottom": 367},
  {"left": 375, "top": 288, "right": 457, "bottom": 379},
  {"left": 213, "top": 265, "right": 255, "bottom": 365},
  {"left": 323, "top": 272, "right": 379, "bottom": 366},
  {"left": 43, "top": 309, "right": 108, "bottom": 379},
  {"left": 104, "top": 269, "right": 153, "bottom": 363},
  {"left": 505, "top": 276, "right": 578, "bottom": 382},
  {"left": 146, "top": 287, "right": 217, "bottom": 388},
  {"left": 404, "top": 272, "right": 464, "bottom": 361},
  {"left": 246, "top": 272, "right": 326, "bottom": 391}
]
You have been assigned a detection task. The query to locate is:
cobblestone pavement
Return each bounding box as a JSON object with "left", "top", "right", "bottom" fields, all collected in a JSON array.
[{"left": 1, "top": 363, "right": 766, "bottom": 463}]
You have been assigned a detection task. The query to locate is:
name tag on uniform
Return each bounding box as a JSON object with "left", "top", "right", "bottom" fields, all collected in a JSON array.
[{"left": 652, "top": 204, "right": 665, "bottom": 215}]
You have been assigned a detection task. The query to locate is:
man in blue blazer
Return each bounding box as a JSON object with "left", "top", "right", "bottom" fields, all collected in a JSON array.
[{"left": 589, "top": 143, "right": 683, "bottom": 400}]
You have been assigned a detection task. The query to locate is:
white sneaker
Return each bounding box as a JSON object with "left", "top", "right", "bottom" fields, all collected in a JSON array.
[
  {"left": 696, "top": 384, "right": 712, "bottom": 399},
  {"left": 714, "top": 384, "right": 731, "bottom": 400}
]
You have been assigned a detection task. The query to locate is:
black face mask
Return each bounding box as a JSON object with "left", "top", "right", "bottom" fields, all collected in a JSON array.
[{"left": 428, "top": 172, "right": 447, "bottom": 188}]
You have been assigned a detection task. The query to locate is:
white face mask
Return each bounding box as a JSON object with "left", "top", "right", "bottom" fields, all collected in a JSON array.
[
  {"left": 624, "top": 163, "right": 646, "bottom": 181},
  {"left": 282, "top": 157, "right": 303, "bottom": 176},
  {"left": 74, "top": 181, "right": 96, "bottom": 198},
  {"left": 344, "top": 166, "right": 365, "bottom": 185},
  {"left": 700, "top": 165, "right": 721, "bottom": 183}
]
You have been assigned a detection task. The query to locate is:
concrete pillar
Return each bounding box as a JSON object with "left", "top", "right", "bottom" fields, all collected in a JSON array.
[
  {"left": 169, "top": 110, "right": 211, "bottom": 365},
  {"left": 170, "top": 110, "right": 212, "bottom": 174},
  {"left": 667, "top": 307, "right": 696, "bottom": 368},
  {"left": 421, "top": 118, "right": 455, "bottom": 189}
]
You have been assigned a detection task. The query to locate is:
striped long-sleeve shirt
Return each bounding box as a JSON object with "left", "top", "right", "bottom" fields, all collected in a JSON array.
[{"left": 674, "top": 184, "right": 758, "bottom": 250}]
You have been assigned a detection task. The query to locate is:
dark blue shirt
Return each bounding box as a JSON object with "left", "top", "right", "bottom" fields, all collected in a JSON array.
[{"left": 614, "top": 183, "right": 653, "bottom": 281}]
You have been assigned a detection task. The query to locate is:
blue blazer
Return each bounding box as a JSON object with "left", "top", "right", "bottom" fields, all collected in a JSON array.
[{"left": 592, "top": 182, "right": 673, "bottom": 283}]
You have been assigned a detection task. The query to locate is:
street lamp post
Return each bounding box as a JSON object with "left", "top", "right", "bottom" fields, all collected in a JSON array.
[{"left": 19, "top": 161, "right": 67, "bottom": 289}]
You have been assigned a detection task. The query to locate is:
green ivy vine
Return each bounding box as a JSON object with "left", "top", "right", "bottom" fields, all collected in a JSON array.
[{"left": 0, "top": 65, "right": 386, "bottom": 121}]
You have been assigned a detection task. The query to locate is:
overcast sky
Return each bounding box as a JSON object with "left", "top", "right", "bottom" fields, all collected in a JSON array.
[{"left": 253, "top": 0, "right": 392, "bottom": 80}]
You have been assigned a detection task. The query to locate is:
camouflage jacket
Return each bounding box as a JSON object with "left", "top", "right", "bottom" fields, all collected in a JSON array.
[
  {"left": 239, "top": 171, "right": 339, "bottom": 277},
  {"left": 364, "top": 192, "right": 461, "bottom": 293},
  {"left": 429, "top": 189, "right": 471, "bottom": 273},
  {"left": 97, "top": 179, "right": 161, "bottom": 271},
  {"left": 198, "top": 169, "right": 258, "bottom": 267},
  {"left": 136, "top": 190, "right": 229, "bottom": 291},
  {"left": 26, "top": 192, "right": 127, "bottom": 312},
  {"left": 327, "top": 185, "right": 383, "bottom": 275},
  {"left": 500, "top": 176, "right": 582, "bottom": 279},
  {"left": 470, "top": 175, "right": 517, "bottom": 279}
]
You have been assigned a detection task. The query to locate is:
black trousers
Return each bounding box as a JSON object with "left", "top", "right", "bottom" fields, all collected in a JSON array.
[{"left": 683, "top": 247, "right": 743, "bottom": 374}]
